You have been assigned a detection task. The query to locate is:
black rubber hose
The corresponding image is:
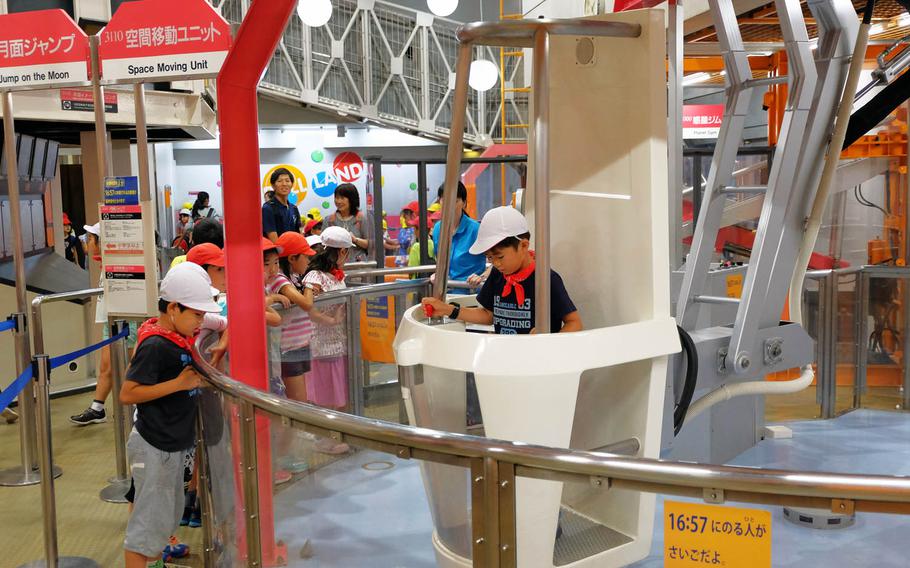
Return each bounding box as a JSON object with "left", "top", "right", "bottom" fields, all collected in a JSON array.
[
  {"left": 673, "top": 325, "right": 698, "bottom": 436},
  {"left": 844, "top": 70, "right": 910, "bottom": 149}
]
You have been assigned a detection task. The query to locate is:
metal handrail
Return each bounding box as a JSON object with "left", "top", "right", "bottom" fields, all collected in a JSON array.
[
  {"left": 193, "top": 340, "right": 910, "bottom": 513},
  {"left": 31, "top": 288, "right": 103, "bottom": 369},
  {"left": 457, "top": 18, "right": 641, "bottom": 47}
]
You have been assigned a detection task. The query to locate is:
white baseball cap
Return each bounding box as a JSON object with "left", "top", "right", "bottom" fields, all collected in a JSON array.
[
  {"left": 320, "top": 226, "right": 354, "bottom": 249},
  {"left": 469, "top": 206, "right": 529, "bottom": 254},
  {"left": 179, "top": 208, "right": 192, "bottom": 216},
  {"left": 159, "top": 262, "right": 221, "bottom": 312},
  {"left": 305, "top": 234, "right": 322, "bottom": 248},
  {"left": 83, "top": 223, "right": 100, "bottom": 236}
]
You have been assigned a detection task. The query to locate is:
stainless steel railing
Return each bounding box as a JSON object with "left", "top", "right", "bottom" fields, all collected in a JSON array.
[{"left": 194, "top": 276, "right": 910, "bottom": 568}]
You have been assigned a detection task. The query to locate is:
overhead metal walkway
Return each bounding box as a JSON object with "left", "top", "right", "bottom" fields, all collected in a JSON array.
[{"left": 211, "top": 0, "right": 527, "bottom": 147}]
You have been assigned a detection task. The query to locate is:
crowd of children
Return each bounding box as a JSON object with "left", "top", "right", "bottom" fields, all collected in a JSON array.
[{"left": 113, "top": 183, "right": 581, "bottom": 566}]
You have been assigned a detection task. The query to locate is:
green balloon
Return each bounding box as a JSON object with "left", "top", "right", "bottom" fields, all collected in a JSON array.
[
  {"left": 409, "top": 182, "right": 417, "bottom": 190},
  {"left": 322, "top": 201, "right": 331, "bottom": 209},
  {"left": 311, "top": 150, "right": 324, "bottom": 163}
]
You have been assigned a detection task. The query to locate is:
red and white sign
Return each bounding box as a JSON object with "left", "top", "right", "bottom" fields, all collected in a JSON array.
[
  {"left": 683, "top": 104, "right": 725, "bottom": 139},
  {"left": 98, "top": 0, "right": 231, "bottom": 84},
  {"left": 333, "top": 152, "right": 365, "bottom": 183},
  {"left": 0, "top": 10, "right": 90, "bottom": 90},
  {"left": 60, "top": 89, "right": 119, "bottom": 113}
]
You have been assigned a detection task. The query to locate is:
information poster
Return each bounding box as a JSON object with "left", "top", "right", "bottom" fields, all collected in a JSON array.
[
  {"left": 104, "top": 176, "right": 139, "bottom": 205},
  {"left": 664, "top": 501, "right": 771, "bottom": 567},
  {"left": 359, "top": 296, "right": 396, "bottom": 364},
  {"left": 100, "top": 202, "right": 152, "bottom": 316}
]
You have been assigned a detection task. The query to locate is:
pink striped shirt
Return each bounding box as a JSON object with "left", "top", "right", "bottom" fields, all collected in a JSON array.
[{"left": 266, "top": 274, "right": 313, "bottom": 353}]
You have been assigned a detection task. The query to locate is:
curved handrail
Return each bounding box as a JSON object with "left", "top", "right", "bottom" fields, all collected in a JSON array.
[
  {"left": 457, "top": 18, "right": 642, "bottom": 47},
  {"left": 193, "top": 333, "right": 910, "bottom": 514}
]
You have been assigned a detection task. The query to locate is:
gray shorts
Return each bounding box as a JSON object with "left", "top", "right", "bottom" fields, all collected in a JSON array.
[{"left": 123, "top": 429, "right": 188, "bottom": 558}]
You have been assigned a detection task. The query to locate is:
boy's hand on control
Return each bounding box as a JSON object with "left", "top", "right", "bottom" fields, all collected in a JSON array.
[
  {"left": 175, "top": 366, "right": 203, "bottom": 391},
  {"left": 421, "top": 297, "right": 450, "bottom": 317},
  {"left": 467, "top": 273, "right": 484, "bottom": 287}
]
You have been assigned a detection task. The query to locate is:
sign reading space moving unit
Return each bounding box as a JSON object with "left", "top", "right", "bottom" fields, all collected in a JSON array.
[
  {"left": 0, "top": 9, "right": 91, "bottom": 90},
  {"left": 97, "top": 0, "right": 232, "bottom": 83}
]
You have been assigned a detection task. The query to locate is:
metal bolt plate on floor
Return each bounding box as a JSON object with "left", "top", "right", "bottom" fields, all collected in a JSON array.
[
  {"left": 99, "top": 479, "right": 131, "bottom": 503},
  {"left": 0, "top": 464, "right": 62, "bottom": 486},
  {"left": 783, "top": 507, "right": 856, "bottom": 530},
  {"left": 17, "top": 557, "right": 101, "bottom": 568}
]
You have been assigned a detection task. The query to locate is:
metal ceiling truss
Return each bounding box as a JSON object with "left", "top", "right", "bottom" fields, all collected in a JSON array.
[{"left": 211, "top": 0, "right": 527, "bottom": 146}]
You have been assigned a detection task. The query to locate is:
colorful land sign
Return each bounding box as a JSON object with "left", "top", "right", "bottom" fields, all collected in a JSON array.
[
  {"left": 665, "top": 501, "right": 771, "bottom": 568},
  {"left": 333, "top": 151, "right": 364, "bottom": 183},
  {"left": 0, "top": 10, "right": 90, "bottom": 90},
  {"left": 98, "top": 0, "right": 231, "bottom": 83}
]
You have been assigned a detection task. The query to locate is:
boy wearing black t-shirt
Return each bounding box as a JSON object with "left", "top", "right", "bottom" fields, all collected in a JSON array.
[
  {"left": 120, "top": 263, "right": 222, "bottom": 568},
  {"left": 422, "top": 206, "right": 582, "bottom": 334}
]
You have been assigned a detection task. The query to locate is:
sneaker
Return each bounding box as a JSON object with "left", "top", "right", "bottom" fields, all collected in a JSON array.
[
  {"left": 69, "top": 407, "right": 106, "bottom": 426},
  {"left": 179, "top": 506, "right": 192, "bottom": 527},
  {"left": 188, "top": 507, "right": 202, "bottom": 528},
  {"left": 162, "top": 536, "right": 189, "bottom": 561},
  {"left": 2, "top": 407, "right": 18, "bottom": 424}
]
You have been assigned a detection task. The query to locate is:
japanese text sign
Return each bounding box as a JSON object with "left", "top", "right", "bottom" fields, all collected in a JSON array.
[
  {"left": 683, "top": 104, "right": 725, "bottom": 139},
  {"left": 0, "top": 10, "right": 90, "bottom": 91},
  {"left": 104, "top": 176, "right": 139, "bottom": 206},
  {"left": 665, "top": 501, "right": 771, "bottom": 567},
  {"left": 98, "top": 0, "right": 232, "bottom": 83}
]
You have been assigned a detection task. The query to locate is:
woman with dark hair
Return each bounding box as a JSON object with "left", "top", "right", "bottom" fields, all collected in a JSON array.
[
  {"left": 191, "top": 191, "right": 217, "bottom": 221},
  {"left": 262, "top": 167, "right": 302, "bottom": 242},
  {"left": 325, "top": 183, "right": 372, "bottom": 262}
]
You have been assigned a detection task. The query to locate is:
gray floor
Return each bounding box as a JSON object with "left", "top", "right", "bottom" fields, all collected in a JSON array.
[
  {"left": 273, "top": 449, "right": 437, "bottom": 567},
  {"left": 267, "top": 409, "right": 910, "bottom": 567},
  {"left": 630, "top": 409, "right": 910, "bottom": 567}
]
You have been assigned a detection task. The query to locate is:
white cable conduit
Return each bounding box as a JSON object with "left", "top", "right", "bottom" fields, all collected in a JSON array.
[
  {"left": 685, "top": 366, "right": 814, "bottom": 423},
  {"left": 789, "top": 16, "right": 872, "bottom": 325},
  {"left": 684, "top": 10, "right": 870, "bottom": 426}
]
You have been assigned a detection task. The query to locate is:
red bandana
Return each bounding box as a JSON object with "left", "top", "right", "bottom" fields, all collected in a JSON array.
[
  {"left": 502, "top": 262, "right": 535, "bottom": 306},
  {"left": 135, "top": 318, "right": 195, "bottom": 352},
  {"left": 330, "top": 268, "right": 345, "bottom": 282}
]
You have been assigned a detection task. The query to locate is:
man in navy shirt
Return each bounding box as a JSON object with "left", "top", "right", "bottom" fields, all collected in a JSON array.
[
  {"left": 423, "top": 206, "right": 582, "bottom": 334},
  {"left": 262, "top": 167, "right": 301, "bottom": 241}
]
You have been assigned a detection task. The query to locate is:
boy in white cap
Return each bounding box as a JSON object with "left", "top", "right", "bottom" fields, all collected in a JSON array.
[
  {"left": 119, "top": 263, "right": 222, "bottom": 568},
  {"left": 422, "top": 206, "right": 582, "bottom": 334}
]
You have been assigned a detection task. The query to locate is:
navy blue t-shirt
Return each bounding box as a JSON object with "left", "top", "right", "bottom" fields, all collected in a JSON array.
[
  {"left": 262, "top": 198, "right": 301, "bottom": 237},
  {"left": 476, "top": 268, "right": 577, "bottom": 334}
]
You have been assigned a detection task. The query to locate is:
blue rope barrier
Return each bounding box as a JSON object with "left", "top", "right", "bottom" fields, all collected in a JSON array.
[
  {"left": 0, "top": 367, "right": 33, "bottom": 413},
  {"left": 49, "top": 326, "right": 130, "bottom": 370},
  {"left": 0, "top": 325, "right": 131, "bottom": 411},
  {"left": 0, "top": 319, "right": 15, "bottom": 333}
]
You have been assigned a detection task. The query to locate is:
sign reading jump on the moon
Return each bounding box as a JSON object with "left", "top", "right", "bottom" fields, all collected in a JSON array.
[
  {"left": 0, "top": 9, "right": 90, "bottom": 91},
  {"left": 98, "top": 0, "right": 232, "bottom": 84}
]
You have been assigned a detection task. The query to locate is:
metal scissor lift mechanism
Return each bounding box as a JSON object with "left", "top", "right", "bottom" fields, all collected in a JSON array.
[{"left": 676, "top": 0, "right": 859, "bottom": 421}]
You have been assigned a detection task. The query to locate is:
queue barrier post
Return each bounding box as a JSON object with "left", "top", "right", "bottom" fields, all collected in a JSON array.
[
  {"left": 99, "top": 319, "right": 133, "bottom": 504},
  {"left": 16, "top": 355, "right": 100, "bottom": 568},
  {"left": 0, "top": 312, "right": 61, "bottom": 487}
]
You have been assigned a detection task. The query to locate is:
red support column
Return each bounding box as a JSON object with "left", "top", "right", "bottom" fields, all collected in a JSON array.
[{"left": 217, "top": 1, "right": 297, "bottom": 565}]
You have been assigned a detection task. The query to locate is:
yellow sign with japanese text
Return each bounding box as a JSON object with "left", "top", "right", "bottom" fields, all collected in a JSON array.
[
  {"left": 664, "top": 501, "right": 771, "bottom": 567},
  {"left": 726, "top": 274, "right": 743, "bottom": 298},
  {"left": 359, "top": 296, "right": 396, "bottom": 364}
]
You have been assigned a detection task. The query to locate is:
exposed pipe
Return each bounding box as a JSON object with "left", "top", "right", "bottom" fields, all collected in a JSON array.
[
  {"left": 789, "top": 0, "right": 874, "bottom": 325},
  {"left": 686, "top": 366, "right": 815, "bottom": 424},
  {"left": 216, "top": 0, "right": 297, "bottom": 565}
]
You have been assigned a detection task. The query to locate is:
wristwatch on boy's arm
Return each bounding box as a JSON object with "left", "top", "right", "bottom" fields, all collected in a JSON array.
[{"left": 448, "top": 302, "right": 461, "bottom": 320}]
